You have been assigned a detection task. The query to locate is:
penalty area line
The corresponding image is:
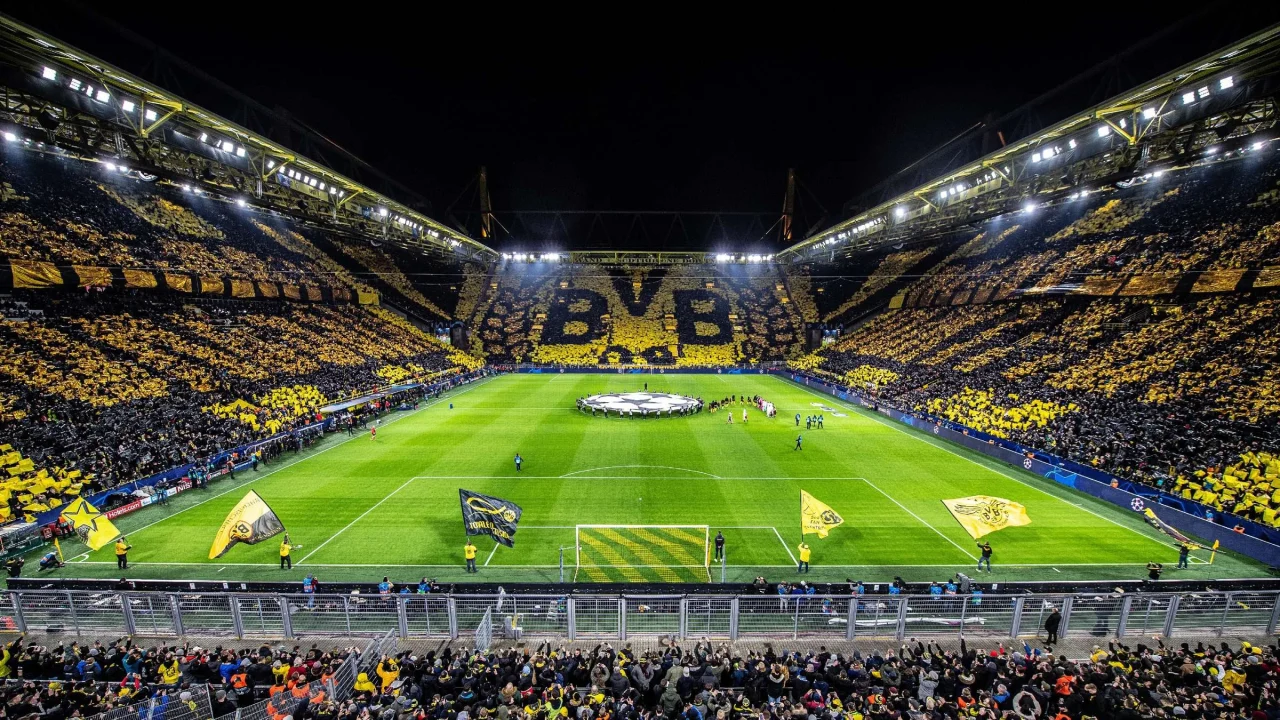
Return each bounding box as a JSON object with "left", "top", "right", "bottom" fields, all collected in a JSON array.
[
  {"left": 857, "top": 477, "right": 979, "bottom": 561},
  {"left": 295, "top": 476, "right": 417, "bottom": 565},
  {"left": 771, "top": 527, "right": 799, "bottom": 565}
]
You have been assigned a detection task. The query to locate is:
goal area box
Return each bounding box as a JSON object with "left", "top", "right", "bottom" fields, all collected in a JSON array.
[{"left": 575, "top": 525, "right": 710, "bottom": 583}]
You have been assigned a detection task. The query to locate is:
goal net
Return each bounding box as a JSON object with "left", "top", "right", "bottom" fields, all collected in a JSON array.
[{"left": 575, "top": 525, "right": 710, "bottom": 583}]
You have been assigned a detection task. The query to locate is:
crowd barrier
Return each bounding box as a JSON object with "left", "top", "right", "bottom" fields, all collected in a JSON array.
[
  {"left": 6, "top": 589, "right": 1279, "bottom": 642},
  {"left": 785, "top": 372, "right": 1280, "bottom": 569}
]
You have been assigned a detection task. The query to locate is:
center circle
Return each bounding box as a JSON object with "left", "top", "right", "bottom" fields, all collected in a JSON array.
[{"left": 578, "top": 391, "right": 702, "bottom": 416}]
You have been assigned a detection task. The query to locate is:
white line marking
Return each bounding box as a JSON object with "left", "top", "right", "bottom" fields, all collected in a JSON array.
[
  {"left": 785, "top": 381, "right": 1168, "bottom": 549},
  {"left": 62, "top": 560, "right": 1162, "bottom": 568},
  {"left": 771, "top": 526, "right": 799, "bottom": 565},
  {"left": 858, "top": 477, "right": 979, "bottom": 561},
  {"left": 560, "top": 465, "right": 721, "bottom": 478},
  {"left": 409, "top": 475, "right": 876, "bottom": 480},
  {"left": 484, "top": 543, "right": 500, "bottom": 566},
  {"left": 296, "top": 476, "right": 417, "bottom": 565},
  {"left": 113, "top": 377, "right": 498, "bottom": 543}
]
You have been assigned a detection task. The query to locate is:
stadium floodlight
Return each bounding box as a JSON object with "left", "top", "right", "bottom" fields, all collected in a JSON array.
[
  {"left": 1253, "top": 141, "right": 1265, "bottom": 151},
  {"left": 145, "top": 109, "right": 157, "bottom": 122},
  {"left": 1219, "top": 76, "right": 1233, "bottom": 90},
  {"left": 267, "top": 160, "right": 275, "bottom": 169},
  {"left": 1068, "top": 139, "right": 1077, "bottom": 149},
  {"left": 747, "top": 254, "right": 762, "bottom": 263},
  {"left": 94, "top": 89, "right": 110, "bottom": 102},
  {"left": 715, "top": 253, "right": 732, "bottom": 262},
  {"left": 1206, "top": 145, "right": 1219, "bottom": 154},
  {"left": 199, "top": 132, "right": 208, "bottom": 142},
  {"left": 235, "top": 146, "right": 246, "bottom": 158},
  {"left": 544, "top": 253, "right": 561, "bottom": 262},
  {"left": 1022, "top": 201, "right": 1037, "bottom": 214},
  {"left": 1197, "top": 86, "right": 1210, "bottom": 99},
  {"left": 1143, "top": 107, "right": 1157, "bottom": 119},
  {"left": 235, "top": 198, "right": 247, "bottom": 207},
  {"left": 68, "top": 78, "right": 81, "bottom": 91},
  {"left": 103, "top": 162, "right": 116, "bottom": 171},
  {"left": 2, "top": 132, "right": 16, "bottom": 142},
  {"left": 1182, "top": 92, "right": 1195, "bottom": 105},
  {"left": 121, "top": 100, "right": 135, "bottom": 113},
  {"left": 1031, "top": 152, "right": 1042, "bottom": 162},
  {"left": 182, "top": 184, "right": 191, "bottom": 192},
  {"left": 1097, "top": 126, "right": 1110, "bottom": 137},
  {"left": 118, "top": 165, "right": 128, "bottom": 173},
  {"left": 41, "top": 66, "right": 56, "bottom": 80},
  {"left": 894, "top": 206, "right": 906, "bottom": 219},
  {"left": 1153, "top": 170, "right": 1166, "bottom": 178},
  {"left": 329, "top": 186, "right": 338, "bottom": 194},
  {"left": 220, "top": 140, "right": 234, "bottom": 152},
  {"left": 378, "top": 207, "right": 389, "bottom": 217}
]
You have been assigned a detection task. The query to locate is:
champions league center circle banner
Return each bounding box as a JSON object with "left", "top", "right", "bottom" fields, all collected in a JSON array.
[{"left": 579, "top": 391, "right": 700, "bottom": 416}]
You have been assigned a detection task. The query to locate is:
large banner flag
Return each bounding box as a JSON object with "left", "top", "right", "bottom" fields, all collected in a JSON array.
[
  {"left": 209, "top": 490, "right": 286, "bottom": 559},
  {"left": 942, "top": 495, "right": 1032, "bottom": 538},
  {"left": 63, "top": 497, "right": 121, "bottom": 550},
  {"left": 1143, "top": 508, "right": 1202, "bottom": 549},
  {"left": 800, "top": 490, "right": 844, "bottom": 538},
  {"left": 459, "top": 489, "right": 523, "bottom": 547}
]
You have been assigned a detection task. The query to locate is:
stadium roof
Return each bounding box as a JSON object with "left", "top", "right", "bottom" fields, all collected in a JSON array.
[
  {"left": 0, "top": 12, "right": 499, "bottom": 262},
  {"left": 780, "top": 22, "right": 1280, "bottom": 263}
]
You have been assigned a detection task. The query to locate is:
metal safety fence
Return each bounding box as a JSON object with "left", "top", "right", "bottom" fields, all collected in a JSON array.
[{"left": 7, "top": 590, "right": 1280, "bottom": 641}]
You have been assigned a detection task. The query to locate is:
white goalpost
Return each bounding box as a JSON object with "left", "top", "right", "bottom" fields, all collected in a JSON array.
[{"left": 574, "top": 524, "right": 711, "bottom": 582}]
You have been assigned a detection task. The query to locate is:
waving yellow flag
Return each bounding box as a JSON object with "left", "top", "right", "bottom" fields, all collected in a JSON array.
[
  {"left": 800, "top": 490, "right": 844, "bottom": 538},
  {"left": 63, "top": 497, "right": 122, "bottom": 551},
  {"left": 942, "top": 495, "right": 1031, "bottom": 538}
]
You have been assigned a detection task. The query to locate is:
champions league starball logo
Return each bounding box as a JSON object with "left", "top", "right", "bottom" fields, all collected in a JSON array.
[{"left": 581, "top": 392, "right": 700, "bottom": 415}]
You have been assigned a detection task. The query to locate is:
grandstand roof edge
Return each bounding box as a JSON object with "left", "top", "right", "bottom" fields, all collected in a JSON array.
[
  {"left": 779, "top": 21, "right": 1280, "bottom": 263},
  {"left": 0, "top": 11, "right": 499, "bottom": 262}
]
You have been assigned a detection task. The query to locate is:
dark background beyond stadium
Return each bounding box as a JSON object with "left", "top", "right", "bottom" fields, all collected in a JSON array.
[{"left": 11, "top": 2, "right": 1280, "bottom": 248}]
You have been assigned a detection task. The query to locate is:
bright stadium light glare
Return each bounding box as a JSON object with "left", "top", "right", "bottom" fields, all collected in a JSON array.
[
  {"left": 118, "top": 165, "right": 128, "bottom": 173},
  {"left": 1031, "top": 152, "right": 1042, "bottom": 162},
  {"left": 544, "top": 253, "right": 561, "bottom": 262},
  {"left": 378, "top": 207, "right": 389, "bottom": 217},
  {"left": 894, "top": 206, "right": 905, "bottom": 219},
  {"left": 68, "top": 78, "right": 81, "bottom": 91},
  {"left": 199, "top": 132, "right": 208, "bottom": 142},
  {"left": 235, "top": 146, "right": 246, "bottom": 157},
  {"left": 103, "top": 162, "right": 116, "bottom": 171},
  {"left": 1219, "top": 76, "right": 1234, "bottom": 90},
  {"left": 94, "top": 89, "right": 110, "bottom": 102},
  {"left": 267, "top": 160, "right": 275, "bottom": 169},
  {"left": 1143, "top": 107, "right": 1157, "bottom": 119},
  {"left": 1253, "top": 141, "right": 1265, "bottom": 151},
  {"left": 182, "top": 184, "right": 191, "bottom": 192},
  {"left": 329, "top": 186, "right": 338, "bottom": 194},
  {"left": 747, "top": 254, "right": 762, "bottom": 263},
  {"left": 235, "top": 198, "right": 247, "bottom": 207},
  {"left": 1022, "top": 201, "right": 1037, "bottom": 214},
  {"left": 716, "top": 253, "right": 732, "bottom": 262},
  {"left": 41, "top": 66, "right": 56, "bottom": 80},
  {"left": 121, "top": 100, "right": 135, "bottom": 113},
  {"left": 1068, "top": 139, "right": 1077, "bottom": 149},
  {"left": 1182, "top": 92, "right": 1195, "bottom": 105},
  {"left": 145, "top": 109, "right": 157, "bottom": 121},
  {"left": 1197, "top": 86, "right": 1210, "bottom": 99},
  {"left": 2, "top": 132, "right": 16, "bottom": 142},
  {"left": 1119, "top": 118, "right": 1127, "bottom": 129},
  {"left": 1153, "top": 170, "right": 1166, "bottom": 178},
  {"left": 1206, "top": 145, "right": 1219, "bottom": 154},
  {"left": 221, "top": 140, "right": 234, "bottom": 152},
  {"left": 1097, "top": 126, "right": 1111, "bottom": 137}
]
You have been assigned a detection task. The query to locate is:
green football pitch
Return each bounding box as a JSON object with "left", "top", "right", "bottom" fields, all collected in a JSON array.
[{"left": 43, "top": 374, "right": 1275, "bottom": 585}]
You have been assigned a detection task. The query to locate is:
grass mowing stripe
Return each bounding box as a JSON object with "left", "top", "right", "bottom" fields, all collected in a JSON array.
[
  {"left": 116, "top": 377, "right": 499, "bottom": 543},
  {"left": 296, "top": 476, "right": 417, "bottom": 565},
  {"left": 784, "top": 379, "right": 1169, "bottom": 550},
  {"left": 858, "top": 477, "right": 979, "bottom": 560}
]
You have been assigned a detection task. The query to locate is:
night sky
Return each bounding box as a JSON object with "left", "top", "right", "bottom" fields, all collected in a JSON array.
[{"left": 12, "top": 3, "right": 1280, "bottom": 247}]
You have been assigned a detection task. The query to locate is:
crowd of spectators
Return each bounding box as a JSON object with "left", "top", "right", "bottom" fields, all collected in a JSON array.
[
  {"left": 0, "top": 289, "right": 471, "bottom": 521},
  {"left": 803, "top": 154, "right": 1280, "bottom": 524},
  {"left": 475, "top": 266, "right": 808, "bottom": 366},
  {"left": 4, "top": 629, "right": 1280, "bottom": 720}
]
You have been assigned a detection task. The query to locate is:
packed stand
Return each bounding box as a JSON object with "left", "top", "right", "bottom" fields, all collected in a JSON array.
[{"left": 0, "top": 289, "right": 472, "bottom": 522}]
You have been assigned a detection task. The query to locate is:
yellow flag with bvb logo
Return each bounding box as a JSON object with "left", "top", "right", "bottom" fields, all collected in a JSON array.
[
  {"left": 800, "top": 490, "right": 844, "bottom": 538},
  {"left": 209, "top": 490, "right": 286, "bottom": 559},
  {"left": 63, "top": 497, "right": 122, "bottom": 551},
  {"left": 942, "top": 495, "right": 1031, "bottom": 538}
]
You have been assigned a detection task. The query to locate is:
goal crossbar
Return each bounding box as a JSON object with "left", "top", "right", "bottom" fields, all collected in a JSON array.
[{"left": 574, "top": 524, "right": 711, "bottom": 582}]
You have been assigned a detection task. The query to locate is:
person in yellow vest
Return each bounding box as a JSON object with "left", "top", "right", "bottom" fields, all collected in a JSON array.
[
  {"left": 115, "top": 536, "right": 132, "bottom": 570},
  {"left": 797, "top": 542, "right": 811, "bottom": 573},
  {"left": 464, "top": 540, "right": 478, "bottom": 573},
  {"left": 280, "top": 534, "right": 301, "bottom": 570}
]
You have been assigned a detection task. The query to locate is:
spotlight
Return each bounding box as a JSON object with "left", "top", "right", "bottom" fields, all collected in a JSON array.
[
  {"left": 2, "top": 132, "right": 16, "bottom": 142},
  {"left": 1219, "top": 76, "right": 1233, "bottom": 90},
  {"left": 95, "top": 89, "right": 110, "bottom": 103},
  {"left": 1206, "top": 146, "right": 1219, "bottom": 155},
  {"left": 221, "top": 140, "right": 234, "bottom": 152},
  {"left": 1097, "top": 126, "right": 1110, "bottom": 138},
  {"left": 145, "top": 109, "right": 157, "bottom": 122},
  {"left": 236, "top": 198, "right": 247, "bottom": 207},
  {"left": 182, "top": 184, "right": 191, "bottom": 192},
  {"left": 1022, "top": 201, "right": 1037, "bottom": 214},
  {"left": 1252, "top": 141, "right": 1265, "bottom": 151},
  {"left": 1182, "top": 92, "right": 1196, "bottom": 105},
  {"left": 104, "top": 162, "right": 116, "bottom": 171},
  {"left": 1142, "top": 107, "right": 1157, "bottom": 119},
  {"left": 894, "top": 206, "right": 905, "bottom": 219},
  {"left": 41, "top": 66, "right": 56, "bottom": 80},
  {"left": 121, "top": 100, "right": 135, "bottom": 113},
  {"left": 378, "top": 207, "right": 389, "bottom": 217},
  {"left": 1032, "top": 152, "right": 1042, "bottom": 162},
  {"left": 715, "top": 253, "right": 732, "bottom": 262}
]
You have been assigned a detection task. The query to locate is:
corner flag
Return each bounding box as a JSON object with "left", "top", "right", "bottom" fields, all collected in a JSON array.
[{"left": 800, "top": 490, "right": 844, "bottom": 538}]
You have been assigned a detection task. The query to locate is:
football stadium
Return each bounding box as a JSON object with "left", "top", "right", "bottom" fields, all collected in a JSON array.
[{"left": 6, "top": 5, "right": 1280, "bottom": 719}]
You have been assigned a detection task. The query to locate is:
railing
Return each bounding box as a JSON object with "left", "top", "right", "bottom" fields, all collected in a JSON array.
[{"left": 7, "top": 590, "right": 1280, "bottom": 641}]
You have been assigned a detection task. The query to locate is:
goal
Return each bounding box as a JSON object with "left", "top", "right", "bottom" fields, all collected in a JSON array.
[{"left": 575, "top": 525, "right": 711, "bottom": 583}]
